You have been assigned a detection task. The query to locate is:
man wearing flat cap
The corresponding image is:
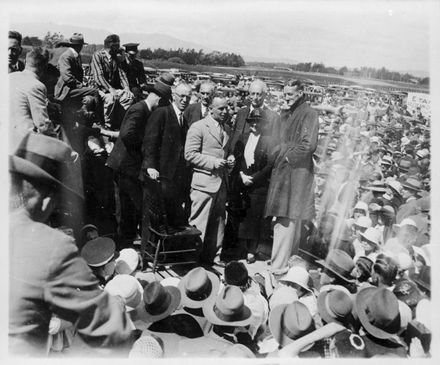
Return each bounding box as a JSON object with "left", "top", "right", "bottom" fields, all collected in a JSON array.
[
  {"left": 9, "top": 133, "right": 136, "bottom": 356},
  {"left": 121, "top": 43, "right": 147, "bottom": 102},
  {"left": 106, "top": 73, "right": 174, "bottom": 247},
  {"left": 90, "top": 34, "right": 134, "bottom": 128}
]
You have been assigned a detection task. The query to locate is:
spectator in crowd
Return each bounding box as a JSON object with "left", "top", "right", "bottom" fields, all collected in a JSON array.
[
  {"left": 184, "top": 81, "right": 216, "bottom": 127},
  {"left": 9, "top": 133, "right": 135, "bottom": 356},
  {"left": 121, "top": 43, "right": 148, "bottom": 102},
  {"left": 9, "top": 47, "right": 56, "bottom": 151},
  {"left": 8, "top": 30, "right": 24, "bottom": 73}
]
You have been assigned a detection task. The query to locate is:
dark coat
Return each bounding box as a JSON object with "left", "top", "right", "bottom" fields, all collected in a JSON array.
[
  {"left": 265, "top": 98, "right": 319, "bottom": 220},
  {"left": 54, "top": 48, "right": 84, "bottom": 101},
  {"left": 120, "top": 57, "right": 147, "bottom": 89},
  {"left": 183, "top": 102, "right": 204, "bottom": 127},
  {"left": 228, "top": 105, "right": 280, "bottom": 155},
  {"left": 141, "top": 105, "right": 189, "bottom": 183},
  {"left": 106, "top": 101, "right": 151, "bottom": 177}
]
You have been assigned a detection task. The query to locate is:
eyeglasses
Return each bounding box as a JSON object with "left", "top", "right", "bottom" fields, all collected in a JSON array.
[{"left": 175, "top": 93, "right": 191, "bottom": 99}]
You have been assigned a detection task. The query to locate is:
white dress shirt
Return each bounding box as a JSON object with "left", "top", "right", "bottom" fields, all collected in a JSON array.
[{"left": 244, "top": 132, "right": 261, "bottom": 168}]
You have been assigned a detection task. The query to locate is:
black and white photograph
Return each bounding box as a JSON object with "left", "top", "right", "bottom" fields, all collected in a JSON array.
[{"left": 3, "top": 0, "right": 439, "bottom": 360}]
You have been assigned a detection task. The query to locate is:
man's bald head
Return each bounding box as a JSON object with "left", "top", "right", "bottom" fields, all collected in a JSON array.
[
  {"left": 248, "top": 79, "right": 267, "bottom": 108},
  {"left": 210, "top": 96, "right": 228, "bottom": 123}
]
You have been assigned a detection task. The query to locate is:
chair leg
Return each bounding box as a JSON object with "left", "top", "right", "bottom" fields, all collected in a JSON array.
[{"left": 152, "top": 237, "right": 162, "bottom": 273}]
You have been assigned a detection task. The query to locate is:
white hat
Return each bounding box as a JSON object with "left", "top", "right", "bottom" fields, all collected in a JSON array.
[
  {"left": 129, "top": 335, "right": 164, "bottom": 358},
  {"left": 393, "top": 218, "right": 418, "bottom": 232},
  {"left": 105, "top": 274, "right": 143, "bottom": 312},
  {"left": 387, "top": 180, "right": 403, "bottom": 195},
  {"left": 354, "top": 216, "right": 372, "bottom": 229},
  {"left": 415, "top": 299, "right": 431, "bottom": 331},
  {"left": 359, "top": 227, "right": 381, "bottom": 247},
  {"left": 161, "top": 276, "right": 181, "bottom": 287},
  {"left": 280, "top": 266, "right": 311, "bottom": 292},
  {"left": 354, "top": 201, "right": 368, "bottom": 212},
  {"left": 115, "top": 248, "right": 139, "bottom": 275},
  {"left": 269, "top": 285, "right": 299, "bottom": 310},
  {"left": 412, "top": 244, "right": 432, "bottom": 266},
  {"left": 416, "top": 149, "right": 429, "bottom": 159}
]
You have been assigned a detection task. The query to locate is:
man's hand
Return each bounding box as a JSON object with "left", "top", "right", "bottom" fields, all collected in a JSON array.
[
  {"left": 214, "top": 158, "right": 227, "bottom": 169},
  {"left": 226, "top": 155, "right": 236, "bottom": 168},
  {"left": 240, "top": 172, "right": 253, "bottom": 186},
  {"left": 147, "top": 168, "right": 160, "bottom": 180}
]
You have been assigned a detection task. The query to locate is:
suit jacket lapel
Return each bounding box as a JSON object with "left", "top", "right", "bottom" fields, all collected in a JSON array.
[{"left": 206, "top": 117, "right": 223, "bottom": 146}]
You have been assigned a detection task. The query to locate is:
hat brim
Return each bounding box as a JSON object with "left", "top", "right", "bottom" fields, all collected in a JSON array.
[
  {"left": 137, "top": 286, "right": 181, "bottom": 323},
  {"left": 178, "top": 271, "right": 220, "bottom": 309},
  {"left": 202, "top": 298, "right": 252, "bottom": 327},
  {"left": 355, "top": 287, "right": 398, "bottom": 340},
  {"left": 144, "top": 85, "right": 170, "bottom": 98},
  {"left": 359, "top": 234, "right": 380, "bottom": 248},
  {"left": 268, "top": 304, "right": 315, "bottom": 350},
  {"left": 316, "top": 260, "right": 355, "bottom": 283},
  {"left": 9, "top": 155, "right": 84, "bottom": 199},
  {"left": 126, "top": 280, "right": 144, "bottom": 312}
]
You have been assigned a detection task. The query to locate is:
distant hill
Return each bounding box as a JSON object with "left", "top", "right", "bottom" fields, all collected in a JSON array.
[{"left": 11, "top": 22, "right": 214, "bottom": 52}]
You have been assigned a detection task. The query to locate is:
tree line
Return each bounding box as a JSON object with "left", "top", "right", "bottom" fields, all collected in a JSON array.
[{"left": 22, "top": 32, "right": 245, "bottom": 68}]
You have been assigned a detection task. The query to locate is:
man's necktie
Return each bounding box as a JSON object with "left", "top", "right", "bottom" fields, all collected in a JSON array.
[{"left": 179, "top": 113, "right": 184, "bottom": 126}]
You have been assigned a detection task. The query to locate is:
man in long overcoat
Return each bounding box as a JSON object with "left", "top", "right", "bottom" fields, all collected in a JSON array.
[{"left": 265, "top": 79, "right": 319, "bottom": 273}]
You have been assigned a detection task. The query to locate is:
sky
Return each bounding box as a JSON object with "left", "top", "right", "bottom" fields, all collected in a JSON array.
[{"left": 4, "top": 0, "right": 437, "bottom": 73}]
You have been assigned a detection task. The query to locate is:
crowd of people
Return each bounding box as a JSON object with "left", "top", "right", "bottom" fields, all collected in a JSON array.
[{"left": 8, "top": 29, "right": 433, "bottom": 358}]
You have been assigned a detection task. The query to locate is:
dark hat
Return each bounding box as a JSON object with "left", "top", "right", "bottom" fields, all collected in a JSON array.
[
  {"left": 317, "top": 289, "right": 354, "bottom": 325},
  {"left": 398, "top": 157, "right": 414, "bottom": 172},
  {"left": 81, "top": 237, "right": 116, "bottom": 267},
  {"left": 203, "top": 285, "right": 252, "bottom": 326},
  {"left": 401, "top": 177, "right": 422, "bottom": 192},
  {"left": 316, "top": 249, "right": 355, "bottom": 283},
  {"left": 355, "top": 256, "right": 373, "bottom": 277},
  {"left": 178, "top": 267, "right": 220, "bottom": 309},
  {"left": 123, "top": 42, "right": 140, "bottom": 54},
  {"left": 145, "top": 72, "right": 175, "bottom": 98},
  {"left": 356, "top": 287, "right": 401, "bottom": 339},
  {"left": 411, "top": 265, "right": 430, "bottom": 293},
  {"left": 9, "top": 133, "right": 83, "bottom": 199},
  {"left": 269, "top": 301, "right": 316, "bottom": 348},
  {"left": 141, "top": 281, "right": 181, "bottom": 322},
  {"left": 224, "top": 261, "right": 248, "bottom": 287},
  {"left": 69, "top": 33, "right": 87, "bottom": 45},
  {"left": 148, "top": 313, "right": 204, "bottom": 338},
  {"left": 393, "top": 278, "right": 425, "bottom": 308}
]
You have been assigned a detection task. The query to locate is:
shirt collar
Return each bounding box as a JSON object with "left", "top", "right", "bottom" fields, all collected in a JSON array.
[
  {"left": 69, "top": 47, "right": 79, "bottom": 58},
  {"left": 172, "top": 102, "right": 182, "bottom": 118}
]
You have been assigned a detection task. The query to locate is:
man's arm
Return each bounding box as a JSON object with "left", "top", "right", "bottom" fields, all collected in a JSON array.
[
  {"left": 29, "top": 83, "right": 55, "bottom": 135},
  {"left": 58, "top": 52, "right": 81, "bottom": 88},
  {"left": 185, "top": 123, "right": 218, "bottom": 171},
  {"left": 284, "top": 109, "right": 319, "bottom": 166},
  {"left": 90, "top": 52, "right": 111, "bottom": 92},
  {"left": 120, "top": 104, "right": 146, "bottom": 151},
  {"left": 44, "top": 241, "right": 134, "bottom": 348},
  {"left": 141, "top": 109, "right": 164, "bottom": 172}
]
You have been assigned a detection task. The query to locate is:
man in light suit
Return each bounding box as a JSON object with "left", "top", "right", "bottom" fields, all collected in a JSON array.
[
  {"left": 185, "top": 96, "right": 235, "bottom": 265},
  {"left": 9, "top": 47, "right": 55, "bottom": 152},
  {"left": 183, "top": 81, "right": 216, "bottom": 127}
]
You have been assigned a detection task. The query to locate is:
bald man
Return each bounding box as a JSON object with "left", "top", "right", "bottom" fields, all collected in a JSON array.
[
  {"left": 141, "top": 83, "right": 193, "bottom": 230},
  {"left": 183, "top": 81, "right": 216, "bottom": 127},
  {"left": 185, "top": 96, "right": 234, "bottom": 265},
  {"left": 228, "top": 79, "right": 280, "bottom": 154}
]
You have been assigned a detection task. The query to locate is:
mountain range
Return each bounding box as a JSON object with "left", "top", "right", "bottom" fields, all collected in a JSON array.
[{"left": 11, "top": 21, "right": 429, "bottom": 77}]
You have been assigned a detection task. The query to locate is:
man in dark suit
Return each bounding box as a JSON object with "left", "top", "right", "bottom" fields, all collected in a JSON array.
[
  {"left": 106, "top": 73, "right": 174, "bottom": 247},
  {"left": 141, "top": 82, "right": 193, "bottom": 229},
  {"left": 183, "top": 81, "right": 215, "bottom": 127},
  {"left": 228, "top": 79, "right": 280, "bottom": 154},
  {"left": 8, "top": 30, "right": 24, "bottom": 73}
]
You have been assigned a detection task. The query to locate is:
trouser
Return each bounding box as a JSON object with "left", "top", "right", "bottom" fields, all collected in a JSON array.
[
  {"left": 189, "top": 184, "right": 226, "bottom": 264},
  {"left": 99, "top": 89, "right": 134, "bottom": 128},
  {"left": 271, "top": 217, "right": 301, "bottom": 272},
  {"left": 114, "top": 173, "right": 142, "bottom": 248}
]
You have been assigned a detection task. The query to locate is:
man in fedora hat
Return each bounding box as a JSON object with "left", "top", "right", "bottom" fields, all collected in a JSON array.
[
  {"left": 8, "top": 30, "right": 24, "bottom": 73},
  {"left": 9, "top": 133, "right": 135, "bottom": 355},
  {"left": 120, "top": 43, "right": 147, "bottom": 102},
  {"left": 106, "top": 73, "right": 174, "bottom": 248},
  {"left": 9, "top": 47, "right": 56, "bottom": 152}
]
